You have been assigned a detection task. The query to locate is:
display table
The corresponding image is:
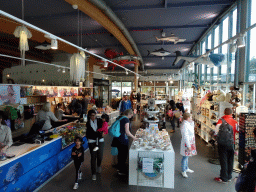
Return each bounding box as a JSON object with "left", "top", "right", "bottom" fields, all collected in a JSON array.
[
  {"left": 129, "top": 142, "right": 175, "bottom": 189},
  {"left": 0, "top": 122, "right": 88, "bottom": 192}
]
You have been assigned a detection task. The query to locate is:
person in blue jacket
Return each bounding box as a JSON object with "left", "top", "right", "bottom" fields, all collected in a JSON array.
[{"left": 119, "top": 95, "right": 132, "bottom": 114}]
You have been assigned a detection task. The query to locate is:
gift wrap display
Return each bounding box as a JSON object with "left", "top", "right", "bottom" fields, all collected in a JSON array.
[{"left": 129, "top": 127, "right": 175, "bottom": 189}]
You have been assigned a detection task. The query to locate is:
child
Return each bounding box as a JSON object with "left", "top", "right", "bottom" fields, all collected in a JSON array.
[
  {"left": 94, "top": 113, "right": 109, "bottom": 151},
  {"left": 71, "top": 136, "right": 84, "bottom": 190}
]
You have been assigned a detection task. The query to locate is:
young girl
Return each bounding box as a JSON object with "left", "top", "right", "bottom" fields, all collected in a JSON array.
[
  {"left": 71, "top": 136, "right": 84, "bottom": 190},
  {"left": 180, "top": 113, "right": 197, "bottom": 178},
  {"left": 97, "top": 113, "right": 109, "bottom": 135},
  {"left": 93, "top": 114, "right": 109, "bottom": 151}
]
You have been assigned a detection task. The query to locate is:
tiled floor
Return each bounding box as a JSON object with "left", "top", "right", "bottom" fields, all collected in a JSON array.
[{"left": 38, "top": 116, "right": 238, "bottom": 192}]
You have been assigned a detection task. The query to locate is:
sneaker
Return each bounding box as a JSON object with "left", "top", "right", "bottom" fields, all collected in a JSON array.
[
  {"left": 181, "top": 171, "right": 188, "bottom": 178},
  {"left": 73, "top": 183, "right": 79, "bottom": 190},
  {"left": 97, "top": 166, "right": 101, "bottom": 173},
  {"left": 186, "top": 169, "right": 194, "bottom": 173},
  {"left": 92, "top": 174, "right": 96, "bottom": 180},
  {"left": 214, "top": 177, "right": 227, "bottom": 183},
  {"left": 117, "top": 171, "right": 127, "bottom": 176},
  {"left": 93, "top": 147, "right": 99, "bottom": 151},
  {"left": 78, "top": 172, "right": 82, "bottom": 180}
]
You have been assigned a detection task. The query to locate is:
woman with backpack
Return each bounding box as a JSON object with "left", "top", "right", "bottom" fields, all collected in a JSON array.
[
  {"left": 111, "top": 109, "right": 137, "bottom": 175},
  {"left": 86, "top": 110, "right": 104, "bottom": 181}
]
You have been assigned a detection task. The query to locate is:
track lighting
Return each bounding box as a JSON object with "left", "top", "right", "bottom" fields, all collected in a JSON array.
[
  {"left": 51, "top": 39, "right": 58, "bottom": 49},
  {"left": 126, "top": 70, "right": 128, "bottom": 75},
  {"left": 104, "top": 60, "right": 108, "bottom": 67},
  {"left": 229, "top": 43, "right": 237, "bottom": 53},
  {"left": 62, "top": 68, "right": 66, "bottom": 73},
  {"left": 237, "top": 36, "right": 245, "bottom": 48},
  {"left": 57, "top": 68, "right": 61, "bottom": 72}
]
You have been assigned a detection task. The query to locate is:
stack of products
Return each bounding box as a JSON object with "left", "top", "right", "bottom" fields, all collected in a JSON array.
[{"left": 132, "top": 128, "right": 171, "bottom": 151}]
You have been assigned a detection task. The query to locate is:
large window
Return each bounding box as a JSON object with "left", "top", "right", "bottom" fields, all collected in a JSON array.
[{"left": 247, "top": 0, "right": 256, "bottom": 82}]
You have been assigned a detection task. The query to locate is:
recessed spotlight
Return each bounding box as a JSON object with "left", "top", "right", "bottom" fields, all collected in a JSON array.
[
  {"left": 62, "top": 69, "right": 66, "bottom": 73},
  {"left": 6, "top": 74, "right": 10, "bottom": 77}
]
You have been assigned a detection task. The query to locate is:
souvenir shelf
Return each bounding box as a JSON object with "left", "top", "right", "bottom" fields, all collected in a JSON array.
[
  {"left": 191, "top": 97, "right": 232, "bottom": 143},
  {"left": 238, "top": 113, "right": 256, "bottom": 166},
  {"left": 25, "top": 95, "right": 47, "bottom": 113}
]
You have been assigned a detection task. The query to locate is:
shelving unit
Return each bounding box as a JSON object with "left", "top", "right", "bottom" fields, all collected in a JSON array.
[{"left": 191, "top": 97, "right": 232, "bottom": 143}]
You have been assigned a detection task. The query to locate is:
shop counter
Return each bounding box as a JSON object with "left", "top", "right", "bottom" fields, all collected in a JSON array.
[
  {"left": 0, "top": 123, "right": 88, "bottom": 192},
  {"left": 129, "top": 142, "right": 175, "bottom": 189}
]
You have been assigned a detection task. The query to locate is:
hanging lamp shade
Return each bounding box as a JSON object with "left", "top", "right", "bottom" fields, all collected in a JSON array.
[
  {"left": 13, "top": 26, "right": 32, "bottom": 66},
  {"left": 70, "top": 53, "right": 86, "bottom": 82}
]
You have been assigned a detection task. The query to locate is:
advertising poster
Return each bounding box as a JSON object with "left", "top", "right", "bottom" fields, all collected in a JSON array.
[{"left": 0, "top": 85, "right": 20, "bottom": 105}]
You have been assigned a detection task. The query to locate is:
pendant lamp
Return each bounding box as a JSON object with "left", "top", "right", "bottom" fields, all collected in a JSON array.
[
  {"left": 70, "top": 53, "right": 86, "bottom": 82},
  {"left": 13, "top": 26, "right": 32, "bottom": 66}
]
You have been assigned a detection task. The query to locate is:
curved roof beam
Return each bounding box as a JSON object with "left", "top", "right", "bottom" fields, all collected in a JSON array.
[{"left": 64, "top": 0, "right": 143, "bottom": 70}]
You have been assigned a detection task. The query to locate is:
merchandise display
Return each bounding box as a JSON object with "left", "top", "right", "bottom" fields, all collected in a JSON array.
[
  {"left": 238, "top": 113, "right": 256, "bottom": 166},
  {"left": 133, "top": 128, "right": 171, "bottom": 151}
]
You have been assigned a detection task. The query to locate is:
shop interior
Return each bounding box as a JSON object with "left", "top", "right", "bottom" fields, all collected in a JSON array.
[{"left": 0, "top": 0, "right": 256, "bottom": 191}]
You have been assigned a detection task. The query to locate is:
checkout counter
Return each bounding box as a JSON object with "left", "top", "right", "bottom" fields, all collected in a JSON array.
[{"left": 0, "top": 122, "right": 88, "bottom": 192}]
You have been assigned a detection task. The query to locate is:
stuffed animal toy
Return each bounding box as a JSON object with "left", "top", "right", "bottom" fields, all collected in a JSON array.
[
  {"left": 215, "top": 90, "right": 226, "bottom": 102},
  {"left": 226, "top": 92, "right": 232, "bottom": 103}
]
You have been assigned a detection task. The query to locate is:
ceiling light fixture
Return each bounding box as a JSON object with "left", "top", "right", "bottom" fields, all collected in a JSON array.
[
  {"left": 104, "top": 60, "right": 108, "bottom": 68},
  {"left": 162, "top": 56, "right": 164, "bottom": 60},
  {"left": 237, "top": 35, "right": 245, "bottom": 48},
  {"left": 62, "top": 68, "right": 66, "bottom": 73},
  {"left": 42, "top": 79, "right": 45, "bottom": 82},
  {"left": 6, "top": 74, "right": 10, "bottom": 77},
  {"left": 51, "top": 39, "right": 58, "bottom": 49},
  {"left": 229, "top": 42, "right": 237, "bottom": 53},
  {"left": 126, "top": 70, "right": 128, "bottom": 75},
  {"left": 57, "top": 68, "right": 61, "bottom": 72}
]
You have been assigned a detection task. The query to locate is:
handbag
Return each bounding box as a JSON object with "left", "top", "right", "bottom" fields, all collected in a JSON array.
[
  {"left": 185, "top": 137, "right": 197, "bottom": 156},
  {"left": 111, "top": 147, "right": 118, "bottom": 156}
]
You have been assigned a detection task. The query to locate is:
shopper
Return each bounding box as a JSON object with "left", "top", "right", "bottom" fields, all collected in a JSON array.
[
  {"left": 86, "top": 110, "right": 104, "bottom": 180},
  {"left": 169, "top": 100, "right": 180, "bottom": 133},
  {"left": 80, "top": 94, "right": 89, "bottom": 118},
  {"left": 214, "top": 108, "right": 238, "bottom": 183},
  {"left": 0, "top": 114, "right": 13, "bottom": 153},
  {"left": 36, "top": 102, "right": 67, "bottom": 131},
  {"left": 55, "top": 103, "right": 65, "bottom": 120},
  {"left": 71, "top": 136, "right": 84, "bottom": 190},
  {"left": 112, "top": 109, "right": 137, "bottom": 175},
  {"left": 180, "top": 113, "right": 197, "bottom": 178},
  {"left": 119, "top": 95, "right": 132, "bottom": 115}
]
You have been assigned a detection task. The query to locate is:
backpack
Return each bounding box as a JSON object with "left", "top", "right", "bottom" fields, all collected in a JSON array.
[
  {"left": 109, "top": 116, "right": 127, "bottom": 137},
  {"left": 217, "top": 118, "right": 234, "bottom": 148}
]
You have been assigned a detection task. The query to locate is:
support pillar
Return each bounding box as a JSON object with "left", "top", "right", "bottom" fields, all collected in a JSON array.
[{"left": 134, "top": 62, "right": 139, "bottom": 91}]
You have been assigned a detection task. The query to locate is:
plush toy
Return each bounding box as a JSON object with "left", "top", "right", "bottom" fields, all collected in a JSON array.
[
  {"left": 225, "top": 92, "right": 232, "bottom": 103},
  {"left": 215, "top": 90, "right": 226, "bottom": 102}
]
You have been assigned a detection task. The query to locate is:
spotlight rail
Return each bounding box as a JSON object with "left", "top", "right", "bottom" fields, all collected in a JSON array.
[{"left": 0, "top": 10, "right": 142, "bottom": 77}]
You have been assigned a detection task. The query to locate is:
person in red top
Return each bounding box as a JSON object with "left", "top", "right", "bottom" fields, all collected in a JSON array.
[{"left": 214, "top": 108, "right": 238, "bottom": 183}]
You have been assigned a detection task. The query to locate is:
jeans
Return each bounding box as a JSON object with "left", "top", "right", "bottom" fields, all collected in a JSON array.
[
  {"left": 218, "top": 144, "right": 234, "bottom": 182},
  {"left": 181, "top": 156, "right": 189, "bottom": 172},
  {"left": 74, "top": 160, "right": 82, "bottom": 183},
  {"left": 170, "top": 117, "right": 178, "bottom": 131},
  {"left": 117, "top": 143, "right": 129, "bottom": 173},
  {"left": 88, "top": 142, "right": 105, "bottom": 175}
]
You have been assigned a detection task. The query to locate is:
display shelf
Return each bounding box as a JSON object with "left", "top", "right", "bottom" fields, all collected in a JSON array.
[{"left": 144, "top": 118, "right": 159, "bottom": 123}]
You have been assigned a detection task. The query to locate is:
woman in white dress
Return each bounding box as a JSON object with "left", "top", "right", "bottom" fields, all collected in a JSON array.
[{"left": 180, "top": 113, "right": 197, "bottom": 178}]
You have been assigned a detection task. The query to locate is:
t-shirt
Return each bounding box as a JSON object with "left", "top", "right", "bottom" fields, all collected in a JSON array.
[
  {"left": 216, "top": 115, "right": 238, "bottom": 142},
  {"left": 117, "top": 117, "right": 130, "bottom": 145},
  {"left": 71, "top": 146, "right": 84, "bottom": 162}
]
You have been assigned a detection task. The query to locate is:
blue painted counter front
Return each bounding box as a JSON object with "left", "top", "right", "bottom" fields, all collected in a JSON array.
[{"left": 0, "top": 137, "right": 88, "bottom": 192}]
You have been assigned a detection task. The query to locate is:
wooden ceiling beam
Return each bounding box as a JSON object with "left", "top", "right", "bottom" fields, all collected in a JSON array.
[{"left": 64, "top": 0, "right": 138, "bottom": 63}]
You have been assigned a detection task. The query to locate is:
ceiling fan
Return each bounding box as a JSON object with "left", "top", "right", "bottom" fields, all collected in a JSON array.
[{"left": 35, "top": 41, "right": 51, "bottom": 50}]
